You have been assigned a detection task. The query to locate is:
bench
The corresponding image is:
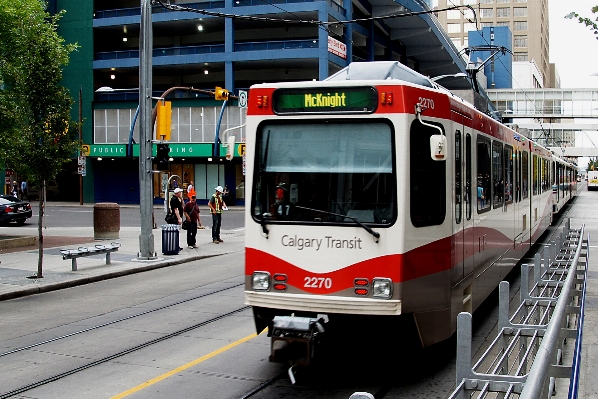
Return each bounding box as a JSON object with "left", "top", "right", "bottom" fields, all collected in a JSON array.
[{"left": 60, "top": 242, "right": 121, "bottom": 271}]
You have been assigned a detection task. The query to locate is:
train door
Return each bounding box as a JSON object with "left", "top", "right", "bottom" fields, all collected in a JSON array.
[
  {"left": 463, "top": 131, "right": 474, "bottom": 278},
  {"left": 452, "top": 122, "right": 474, "bottom": 286}
]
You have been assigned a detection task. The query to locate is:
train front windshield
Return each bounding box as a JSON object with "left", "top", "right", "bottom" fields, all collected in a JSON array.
[{"left": 252, "top": 120, "right": 396, "bottom": 225}]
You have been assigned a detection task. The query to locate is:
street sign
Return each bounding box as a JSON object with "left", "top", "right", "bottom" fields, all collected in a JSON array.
[
  {"left": 78, "top": 156, "right": 86, "bottom": 165},
  {"left": 81, "top": 144, "right": 91, "bottom": 156},
  {"left": 238, "top": 90, "right": 247, "bottom": 108},
  {"left": 238, "top": 143, "right": 246, "bottom": 156}
]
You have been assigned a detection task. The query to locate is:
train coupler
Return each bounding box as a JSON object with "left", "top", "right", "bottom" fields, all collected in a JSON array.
[{"left": 269, "top": 315, "right": 327, "bottom": 368}]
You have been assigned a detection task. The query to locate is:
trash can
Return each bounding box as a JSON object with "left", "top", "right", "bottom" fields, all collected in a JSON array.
[
  {"left": 94, "top": 203, "right": 120, "bottom": 240},
  {"left": 161, "top": 224, "right": 180, "bottom": 255}
]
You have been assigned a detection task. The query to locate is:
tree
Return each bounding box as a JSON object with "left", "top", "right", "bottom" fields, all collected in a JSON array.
[
  {"left": 0, "top": 0, "right": 79, "bottom": 278},
  {"left": 566, "top": 6, "right": 598, "bottom": 39}
]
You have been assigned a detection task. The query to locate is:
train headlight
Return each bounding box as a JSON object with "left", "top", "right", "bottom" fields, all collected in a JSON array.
[
  {"left": 372, "top": 278, "right": 392, "bottom": 299},
  {"left": 252, "top": 272, "right": 271, "bottom": 291}
]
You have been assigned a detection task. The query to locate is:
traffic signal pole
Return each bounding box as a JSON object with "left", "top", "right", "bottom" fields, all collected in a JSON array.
[{"left": 138, "top": 0, "right": 156, "bottom": 260}]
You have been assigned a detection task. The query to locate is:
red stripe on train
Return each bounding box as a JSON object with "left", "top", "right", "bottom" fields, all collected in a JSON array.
[{"left": 245, "top": 237, "right": 452, "bottom": 294}]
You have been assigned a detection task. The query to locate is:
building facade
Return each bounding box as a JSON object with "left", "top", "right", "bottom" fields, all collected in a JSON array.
[
  {"left": 48, "top": 0, "right": 468, "bottom": 204},
  {"left": 44, "top": 0, "right": 493, "bottom": 205},
  {"left": 437, "top": 0, "right": 552, "bottom": 87}
]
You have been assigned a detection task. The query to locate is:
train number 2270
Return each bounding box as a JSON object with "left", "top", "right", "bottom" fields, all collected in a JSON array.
[
  {"left": 304, "top": 276, "right": 332, "bottom": 289},
  {"left": 418, "top": 97, "right": 435, "bottom": 110}
]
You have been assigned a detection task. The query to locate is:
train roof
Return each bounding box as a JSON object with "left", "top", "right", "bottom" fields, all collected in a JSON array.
[{"left": 325, "top": 61, "right": 435, "bottom": 89}]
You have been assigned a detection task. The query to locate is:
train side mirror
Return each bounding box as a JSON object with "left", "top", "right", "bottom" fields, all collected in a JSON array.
[{"left": 430, "top": 134, "right": 446, "bottom": 161}]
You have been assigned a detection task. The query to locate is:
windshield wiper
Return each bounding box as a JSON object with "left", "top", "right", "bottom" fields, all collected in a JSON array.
[{"left": 294, "top": 205, "right": 380, "bottom": 243}]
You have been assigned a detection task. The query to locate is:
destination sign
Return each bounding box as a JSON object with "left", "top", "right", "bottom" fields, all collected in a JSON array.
[{"left": 273, "top": 87, "right": 377, "bottom": 114}]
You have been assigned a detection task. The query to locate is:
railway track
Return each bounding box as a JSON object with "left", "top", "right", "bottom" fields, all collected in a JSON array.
[{"left": 0, "top": 281, "right": 248, "bottom": 399}]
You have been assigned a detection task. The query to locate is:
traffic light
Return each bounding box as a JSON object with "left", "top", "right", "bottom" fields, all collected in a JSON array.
[
  {"left": 156, "top": 100, "right": 172, "bottom": 140},
  {"left": 156, "top": 143, "right": 170, "bottom": 170},
  {"left": 215, "top": 86, "right": 229, "bottom": 100}
]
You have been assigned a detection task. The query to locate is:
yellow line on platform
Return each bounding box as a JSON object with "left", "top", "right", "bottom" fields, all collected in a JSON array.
[{"left": 110, "top": 332, "right": 259, "bottom": 399}]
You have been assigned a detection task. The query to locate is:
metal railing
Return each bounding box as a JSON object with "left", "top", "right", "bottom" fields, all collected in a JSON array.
[{"left": 448, "top": 219, "right": 588, "bottom": 399}]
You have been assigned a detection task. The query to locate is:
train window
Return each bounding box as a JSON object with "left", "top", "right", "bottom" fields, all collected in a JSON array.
[
  {"left": 522, "top": 151, "right": 529, "bottom": 199},
  {"left": 532, "top": 155, "right": 539, "bottom": 195},
  {"left": 466, "top": 134, "right": 472, "bottom": 220},
  {"left": 410, "top": 120, "right": 446, "bottom": 227},
  {"left": 515, "top": 150, "right": 520, "bottom": 203},
  {"left": 542, "top": 159, "right": 550, "bottom": 192},
  {"left": 477, "top": 137, "right": 491, "bottom": 213},
  {"left": 555, "top": 162, "right": 560, "bottom": 201},
  {"left": 455, "top": 130, "right": 462, "bottom": 224},
  {"left": 505, "top": 146, "right": 513, "bottom": 204},
  {"left": 252, "top": 120, "right": 396, "bottom": 225},
  {"left": 492, "top": 141, "right": 503, "bottom": 209}
]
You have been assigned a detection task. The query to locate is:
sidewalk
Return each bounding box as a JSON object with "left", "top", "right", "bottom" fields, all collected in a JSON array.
[{"left": 0, "top": 220, "right": 244, "bottom": 301}]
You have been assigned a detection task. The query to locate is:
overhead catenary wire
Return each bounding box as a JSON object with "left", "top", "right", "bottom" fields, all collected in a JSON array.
[{"left": 154, "top": 0, "right": 476, "bottom": 30}]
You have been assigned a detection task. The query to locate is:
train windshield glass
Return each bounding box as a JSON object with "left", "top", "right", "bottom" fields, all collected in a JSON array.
[{"left": 252, "top": 120, "right": 395, "bottom": 225}]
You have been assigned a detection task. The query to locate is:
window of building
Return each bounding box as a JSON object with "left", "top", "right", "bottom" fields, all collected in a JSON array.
[
  {"left": 497, "top": 0, "right": 510, "bottom": 2},
  {"left": 480, "top": 0, "right": 494, "bottom": 4},
  {"left": 496, "top": 21, "right": 511, "bottom": 28},
  {"left": 452, "top": 38, "right": 462, "bottom": 47},
  {"left": 514, "top": 53, "right": 528, "bottom": 61},
  {"left": 447, "top": 9, "right": 462, "bottom": 19},
  {"left": 462, "top": 0, "right": 478, "bottom": 4},
  {"left": 514, "top": 7, "right": 527, "bottom": 16},
  {"left": 514, "top": 36, "right": 528, "bottom": 47},
  {"left": 514, "top": 0, "right": 527, "bottom": 3},
  {"left": 448, "top": 23, "right": 461, "bottom": 33},
  {"left": 514, "top": 21, "right": 528, "bottom": 31},
  {"left": 497, "top": 7, "right": 511, "bottom": 17},
  {"left": 481, "top": 8, "right": 494, "bottom": 18},
  {"left": 463, "top": 9, "right": 475, "bottom": 19}
]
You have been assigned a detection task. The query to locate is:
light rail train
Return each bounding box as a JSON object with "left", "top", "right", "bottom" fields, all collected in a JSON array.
[{"left": 243, "top": 61, "right": 578, "bottom": 365}]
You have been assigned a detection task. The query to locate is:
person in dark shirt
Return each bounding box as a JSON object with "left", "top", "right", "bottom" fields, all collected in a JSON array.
[
  {"left": 169, "top": 188, "right": 184, "bottom": 251},
  {"left": 183, "top": 195, "right": 201, "bottom": 249}
]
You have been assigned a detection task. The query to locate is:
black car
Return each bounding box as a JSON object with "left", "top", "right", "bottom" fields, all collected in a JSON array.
[{"left": 0, "top": 195, "right": 32, "bottom": 225}]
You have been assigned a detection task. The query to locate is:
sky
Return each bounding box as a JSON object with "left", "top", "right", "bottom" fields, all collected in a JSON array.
[
  {"left": 549, "top": 0, "right": 598, "bottom": 88},
  {"left": 548, "top": 1, "right": 598, "bottom": 167}
]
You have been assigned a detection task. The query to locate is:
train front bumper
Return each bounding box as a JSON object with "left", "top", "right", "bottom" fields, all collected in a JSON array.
[{"left": 244, "top": 291, "right": 402, "bottom": 315}]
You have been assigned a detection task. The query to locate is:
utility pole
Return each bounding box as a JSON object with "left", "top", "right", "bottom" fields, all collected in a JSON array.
[{"left": 138, "top": 0, "right": 156, "bottom": 260}]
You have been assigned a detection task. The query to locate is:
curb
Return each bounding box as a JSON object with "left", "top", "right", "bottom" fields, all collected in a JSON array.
[
  {"left": 0, "top": 236, "right": 37, "bottom": 250},
  {"left": 0, "top": 252, "right": 227, "bottom": 301}
]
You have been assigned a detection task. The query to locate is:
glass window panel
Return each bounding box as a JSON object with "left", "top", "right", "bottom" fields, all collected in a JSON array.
[
  {"left": 253, "top": 120, "right": 396, "bottom": 225},
  {"left": 106, "top": 109, "right": 118, "bottom": 143},
  {"left": 477, "top": 137, "right": 491, "bottom": 212}
]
